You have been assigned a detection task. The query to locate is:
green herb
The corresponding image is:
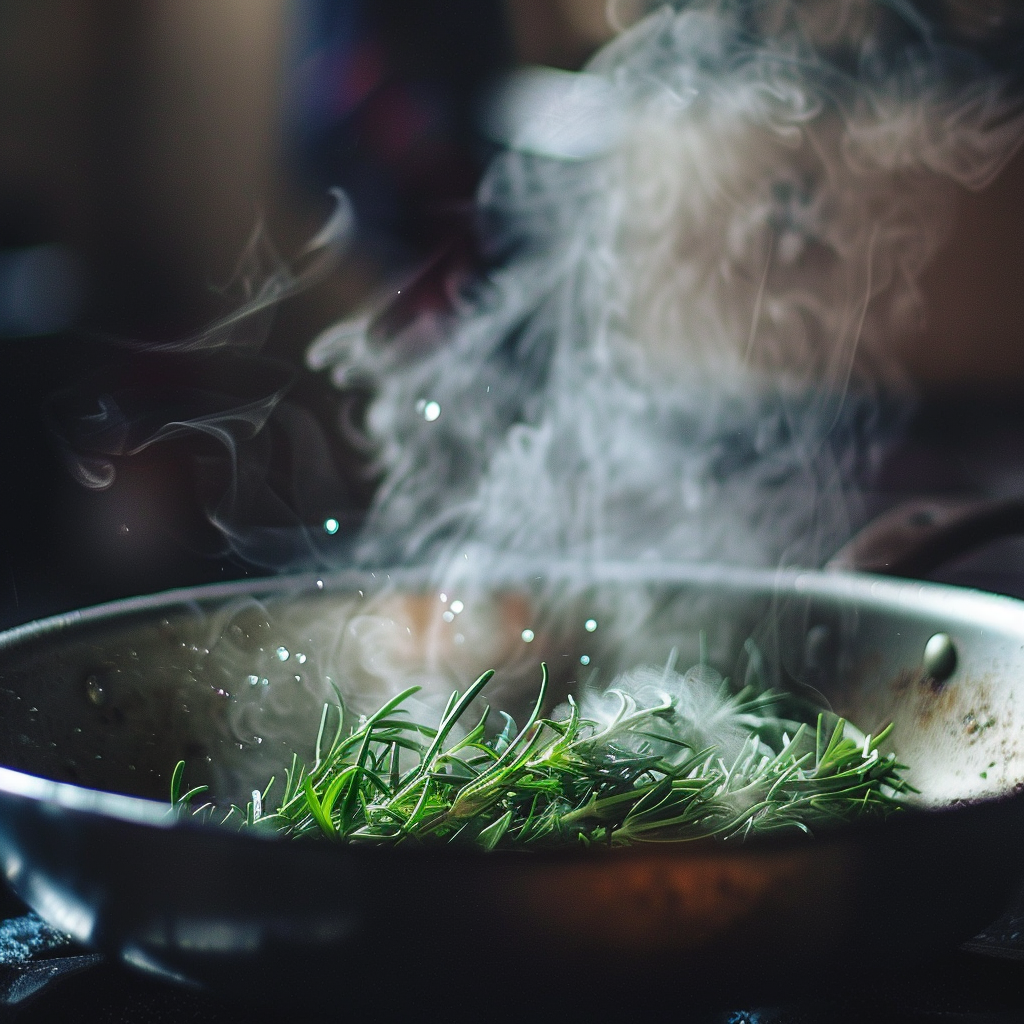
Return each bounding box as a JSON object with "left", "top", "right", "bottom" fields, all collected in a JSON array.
[{"left": 171, "top": 659, "right": 912, "bottom": 849}]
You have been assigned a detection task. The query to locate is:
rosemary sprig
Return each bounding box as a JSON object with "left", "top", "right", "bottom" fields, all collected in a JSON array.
[{"left": 171, "top": 661, "right": 913, "bottom": 849}]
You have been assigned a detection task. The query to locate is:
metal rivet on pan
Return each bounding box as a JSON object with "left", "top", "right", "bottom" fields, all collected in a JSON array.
[{"left": 922, "top": 633, "right": 957, "bottom": 683}]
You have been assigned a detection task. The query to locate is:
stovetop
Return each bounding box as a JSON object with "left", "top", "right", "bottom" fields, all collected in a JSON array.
[{"left": 2, "top": 904, "right": 1024, "bottom": 1023}]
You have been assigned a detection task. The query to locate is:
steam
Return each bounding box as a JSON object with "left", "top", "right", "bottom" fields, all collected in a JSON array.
[
  {"left": 48, "top": 3, "right": 1024, "bottom": 577},
  {"left": 48, "top": 190, "right": 356, "bottom": 569},
  {"left": 310, "top": 0, "right": 1024, "bottom": 574},
  {"left": 102, "top": 188, "right": 354, "bottom": 358}
]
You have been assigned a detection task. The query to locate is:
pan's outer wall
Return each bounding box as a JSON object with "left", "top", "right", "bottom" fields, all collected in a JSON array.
[{"left": 0, "top": 565, "right": 1021, "bottom": 1008}]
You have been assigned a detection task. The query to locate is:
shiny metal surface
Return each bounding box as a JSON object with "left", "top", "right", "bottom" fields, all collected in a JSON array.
[{"left": 0, "top": 564, "right": 1021, "bottom": 1008}]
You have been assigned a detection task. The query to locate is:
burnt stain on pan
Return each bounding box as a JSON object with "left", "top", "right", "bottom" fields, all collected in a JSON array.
[
  {"left": 899, "top": 669, "right": 997, "bottom": 738},
  {"left": 827, "top": 627, "right": 1021, "bottom": 804},
  {"left": 886, "top": 668, "right": 1020, "bottom": 802}
]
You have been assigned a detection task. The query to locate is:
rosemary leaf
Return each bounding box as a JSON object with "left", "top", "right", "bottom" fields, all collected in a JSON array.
[{"left": 172, "top": 658, "right": 913, "bottom": 849}]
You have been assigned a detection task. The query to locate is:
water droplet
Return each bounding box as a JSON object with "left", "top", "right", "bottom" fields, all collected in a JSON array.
[
  {"left": 323, "top": 518, "right": 340, "bottom": 535},
  {"left": 450, "top": 600, "right": 464, "bottom": 614},
  {"left": 253, "top": 736, "right": 263, "bottom": 745},
  {"left": 440, "top": 593, "right": 448, "bottom": 603},
  {"left": 422, "top": 401, "right": 441, "bottom": 422},
  {"left": 580, "top": 655, "right": 591, "bottom": 666},
  {"left": 454, "top": 633, "right": 465, "bottom": 645},
  {"left": 276, "top": 646, "right": 290, "bottom": 662},
  {"left": 316, "top": 580, "right": 324, "bottom": 590},
  {"left": 296, "top": 653, "right": 307, "bottom": 664},
  {"left": 247, "top": 674, "right": 260, "bottom": 686},
  {"left": 522, "top": 629, "right": 535, "bottom": 643},
  {"left": 585, "top": 619, "right": 598, "bottom": 633},
  {"left": 442, "top": 610, "right": 455, "bottom": 623},
  {"left": 215, "top": 688, "right": 229, "bottom": 698},
  {"left": 85, "top": 675, "right": 106, "bottom": 707},
  {"left": 294, "top": 675, "right": 302, "bottom": 683},
  {"left": 224, "top": 608, "right": 273, "bottom": 653},
  {"left": 73, "top": 727, "right": 82, "bottom": 734},
  {"left": 261, "top": 678, "right": 269, "bottom": 687}
]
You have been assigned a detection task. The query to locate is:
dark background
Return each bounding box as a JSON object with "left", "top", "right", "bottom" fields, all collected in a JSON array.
[
  {"left": 1, "top": 0, "right": 1024, "bottom": 629},
  {"left": 0, "top": 0, "right": 516, "bottom": 626}
]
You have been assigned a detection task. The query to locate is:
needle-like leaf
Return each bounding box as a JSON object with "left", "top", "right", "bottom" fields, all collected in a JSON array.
[{"left": 171, "top": 658, "right": 913, "bottom": 848}]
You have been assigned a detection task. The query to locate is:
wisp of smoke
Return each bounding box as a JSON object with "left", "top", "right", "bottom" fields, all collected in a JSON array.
[
  {"left": 49, "top": 190, "right": 358, "bottom": 569},
  {"left": 310, "top": 0, "right": 1024, "bottom": 576}
]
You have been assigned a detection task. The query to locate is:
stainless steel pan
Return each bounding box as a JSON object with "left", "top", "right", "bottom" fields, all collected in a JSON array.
[{"left": 0, "top": 555, "right": 1022, "bottom": 1012}]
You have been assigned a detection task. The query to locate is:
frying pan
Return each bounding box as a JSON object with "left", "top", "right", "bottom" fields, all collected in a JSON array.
[{"left": 0, "top": 531, "right": 1022, "bottom": 1013}]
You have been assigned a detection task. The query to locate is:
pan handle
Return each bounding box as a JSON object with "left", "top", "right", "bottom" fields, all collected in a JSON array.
[{"left": 826, "top": 497, "right": 1024, "bottom": 577}]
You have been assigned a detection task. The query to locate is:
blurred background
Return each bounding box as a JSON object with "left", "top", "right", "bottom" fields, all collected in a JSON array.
[{"left": 1, "top": 0, "right": 1024, "bottom": 627}]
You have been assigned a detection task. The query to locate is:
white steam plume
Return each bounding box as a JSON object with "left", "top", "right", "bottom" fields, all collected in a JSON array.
[{"left": 309, "top": 0, "right": 1024, "bottom": 576}]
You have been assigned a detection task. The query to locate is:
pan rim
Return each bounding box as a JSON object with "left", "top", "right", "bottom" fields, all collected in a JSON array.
[
  {"left": 0, "top": 563, "right": 1022, "bottom": 847},
  {"left": 3, "top": 559, "right": 1024, "bottom": 643}
]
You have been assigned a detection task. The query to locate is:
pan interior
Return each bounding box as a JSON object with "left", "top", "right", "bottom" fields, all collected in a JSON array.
[{"left": 0, "top": 568, "right": 1020, "bottom": 812}]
